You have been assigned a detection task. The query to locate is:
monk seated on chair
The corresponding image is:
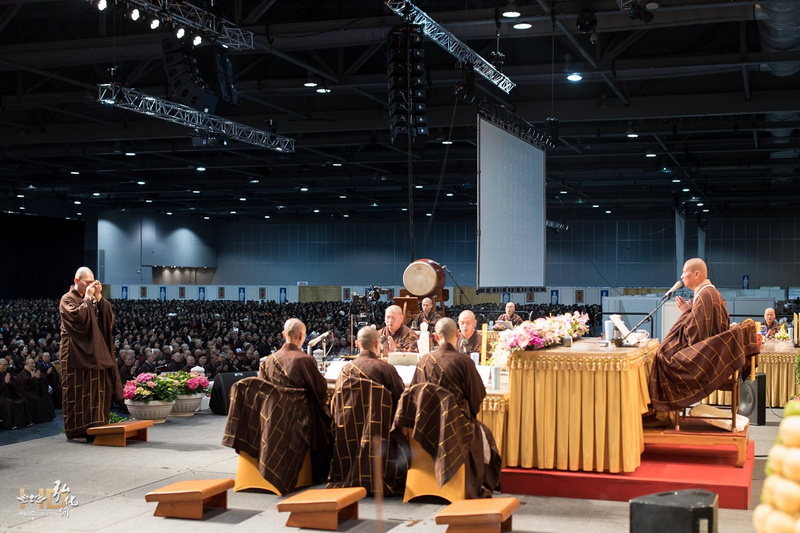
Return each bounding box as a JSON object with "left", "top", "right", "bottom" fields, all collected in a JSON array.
[
  {"left": 379, "top": 305, "right": 419, "bottom": 353},
  {"left": 222, "top": 318, "right": 332, "bottom": 494},
  {"left": 394, "top": 318, "right": 501, "bottom": 499},
  {"left": 648, "top": 258, "right": 760, "bottom": 414},
  {"left": 327, "top": 326, "right": 409, "bottom": 495}
]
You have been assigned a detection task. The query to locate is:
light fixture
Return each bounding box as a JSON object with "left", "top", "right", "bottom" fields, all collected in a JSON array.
[
  {"left": 166, "top": 211, "right": 173, "bottom": 215},
  {"left": 196, "top": 166, "right": 206, "bottom": 171},
  {"left": 415, "top": 185, "right": 423, "bottom": 189},
  {"left": 426, "top": 213, "right": 432, "bottom": 217},
  {"left": 203, "top": 216, "right": 210, "bottom": 220},
  {"left": 249, "top": 178, "right": 260, "bottom": 184},
  {"left": 560, "top": 190, "right": 568, "bottom": 194},
  {"left": 682, "top": 188, "right": 690, "bottom": 192},
  {"left": 137, "top": 180, "right": 146, "bottom": 185},
  {"left": 192, "top": 190, "right": 200, "bottom": 194},
  {"left": 300, "top": 187, "right": 309, "bottom": 192},
  {"left": 145, "top": 199, "right": 153, "bottom": 203},
  {"left": 442, "top": 139, "right": 453, "bottom": 145},
  {"left": 567, "top": 72, "right": 582, "bottom": 82},
  {"left": 339, "top": 195, "right": 347, "bottom": 199},
  {"left": 16, "top": 194, "right": 24, "bottom": 198},
  {"left": 576, "top": 9, "right": 597, "bottom": 33},
  {"left": 626, "top": 127, "right": 638, "bottom": 139},
  {"left": 303, "top": 73, "right": 318, "bottom": 88},
  {"left": 97, "top": 0, "right": 107, "bottom": 11},
  {"left": 446, "top": 193, "right": 454, "bottom": 197},
  {"left": 645, "top": 149, "right": 657, "bottom": 158},
  {"left": 74, "top": 200, "right": 81, "bottom": 205},
  {"left": 192, "top": 34, "right": 202, "bottom": 46},
  {"left": 129, "top": 7, "right": 140, "bottom": 21},
  {"left": 592, "top": 204, "right": 600, "bottom": 208},
  {"left": 264, "top": 215, "right": 270, "bottom": 219},
  {"left": 629, "top": 1, "right": 654, "bottom": 23},
  {"left": 150, "top": 18, "right": 160, "bottom": 30},
  {"left": 672, "top": 178, "right": 681, "bottom": 183},
  {"left": 501, "top": 1, "right": 521, "bottom": 18},
  {"left": 343, "top": 214, "right": 349, "bottom": 218},
  {"left": 313, "top": 209, "right": 320, "bottom": 213},
  {"left": 71, "top": 171, "right": 80, "bottom": 175},
  {"left": 371, "top": 202, "right": 378, "bottom": 207},
  {"left": 401, "top": 208, "right": 408, "bottom": 211},
  {"left": 239, "top": 197, "right": 246, "bottom": 201},
  {"left": 315, "top": 82, "right": 331, "bottom": 94},
  {"left": 230, "top": 210, "right": 237, "bottom": 214},
  {"left": 92, "top": 192, "right": 100, "bottom": 196},
  {"left": 702, "top": 209, "right": 709, "bottom": 213},
  {"left": 332, "top": 163, "right": 342, "bottom": 167},
  {"left": 513, "top": 22, "right": 532, "bottom": 30},
  {"left": 176, "top": 27, "right": 185, "bottom": 39},
  {"left": 697, "top": 202, "right": 704, "bottom": 207},
  {"left": 605, "top": 210, "right": 612, "bottom": 214},
  {"left": 125, "top": 152, "right": 136, "bottom": 156}
]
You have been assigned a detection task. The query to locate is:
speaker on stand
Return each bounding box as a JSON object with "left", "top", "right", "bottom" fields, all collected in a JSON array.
[
  {"left": 739, "top": 372, "right": 766, "bottom": 426},
  {"left": 209, "top": 371, "right": 257, "bottom": 415}
]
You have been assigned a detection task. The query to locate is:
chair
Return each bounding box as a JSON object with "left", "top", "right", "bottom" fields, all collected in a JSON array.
[
  {"left": 404, "top": 438, "right": 466, "bottom": 503},
  {"left": 672, "top": 320, "right": 758, "bottom": 432},
  {"left": 235, "top": 449, "right": 312, "bottom": 495}
]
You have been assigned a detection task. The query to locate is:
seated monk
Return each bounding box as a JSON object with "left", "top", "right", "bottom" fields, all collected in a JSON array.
[
  {"left": 395, "top": 318, "right": 501, "bottom": 499},
  {"left": 0, "top": 359, "right": 33, "bottom": 429},
  {"left": 328, "top": 326, "right": 409, "bottom": 495},
  {"left": 222, "top": 318, "right": 332, "bottom": 493},
  {"left": 763, "top": 307, "right": 780, "bottom": 338},
  {"left": 649, "top": 258, "right": 760, "bottom": 411},
  {"left": 379, "top": 305, "right": 419, "bottom": 353},
  {"left": 456, "top": 310, "right": 482, "bottom": 355},
  {"left": 413, "top": 297, "right": 441, "bottom": 328}
]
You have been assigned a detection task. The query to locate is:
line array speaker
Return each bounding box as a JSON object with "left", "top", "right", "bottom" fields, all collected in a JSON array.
[{"left": 387, "top": 24, "right": 428, "bottom": 149}]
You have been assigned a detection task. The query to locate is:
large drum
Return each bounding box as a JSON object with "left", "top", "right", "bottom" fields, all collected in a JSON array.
[{"left": 402, "top": 259, "right": 446, "bottom": 297}]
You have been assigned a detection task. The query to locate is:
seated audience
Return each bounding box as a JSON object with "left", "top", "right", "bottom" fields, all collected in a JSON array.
[
  {"left": 0, "top": 358, "right": 32, "bottom": 429},
  {"left": 16, "top": 358, "right": 55, "bottom": 423},
  {"left": 328, "top": 326, "right": 408, "bottom": 495},
  {"left": 36, "top": 352, "right": 61, "bottom": 409}
]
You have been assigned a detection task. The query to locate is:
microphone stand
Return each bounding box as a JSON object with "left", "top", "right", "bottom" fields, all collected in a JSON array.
[
  {"left": 621, "top": 293, "right": 675, "bottom": 342},
  {"left": 442, "top": 264, "right": 472, "bottom": 307}
]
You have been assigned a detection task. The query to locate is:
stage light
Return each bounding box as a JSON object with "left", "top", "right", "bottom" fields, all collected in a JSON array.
[
  {"left": 629, "top": 2, "right": 654, "bottom": 23},
  {"left": 97, "top": 0, "right": 107, "bottom": 11},
  {"left": 576, "top": 9, "right": 597, "bottom": 33},
  {"left": 513, "top": 22, "right": 531, "bottom": 30},
  {"left": 303, "top": 74, "right": 318, "bottom": 88},
  {"left": 567, "top": 72, "right": 582, "bottom": 82},
  {"left": 129, "top": 8, "right": 140, "bottom": 21},
  {"left": 176, "top": 27, "right": 185, "bottom": 38},
  {"left": 501, "top": 1, "right": 520, "bottom": 18},
  {"left": 196, "top": 166, "right": 206, "bottom": 171},
  {"left": 150, "top": 18, "right": 160, "bottom": 29},
  {"left": 193, "top": 34, "right": 202, "bottom": 46},
  {"left": 645, "top": 149, "right": 657, "bottom": 158}
]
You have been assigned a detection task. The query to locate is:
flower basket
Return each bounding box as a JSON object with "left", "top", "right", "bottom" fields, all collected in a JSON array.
[
  {"left": 170, "top": 394, "right": 203, "bottom": 417},
  {"left": 124, "top": 399, "right": 175, "bottom": 423}
]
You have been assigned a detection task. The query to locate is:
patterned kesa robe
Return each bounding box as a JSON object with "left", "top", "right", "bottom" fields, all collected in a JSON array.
[
  {"left": 649, "top": 284, "right": 759, "bottom": 410},
  {"left": 379, "top": 324, "right": 419, "bottom": 353}
]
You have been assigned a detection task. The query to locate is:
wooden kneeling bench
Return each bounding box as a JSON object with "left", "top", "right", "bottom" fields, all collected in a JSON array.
[
  {"left": 435, "top": 497, "right": 521, "bottom": 533},
  {"left": 145, "top": 479, "right": 234, "bottom": 520},
  {"left": 87, "top": 419, "right": 154, "bottom": 447},
  {"left": 643, "top": 420, "right": 749, "bottom": 467},
  {"left": 276, "top": 487, "right": 367, "bottom": 531}
]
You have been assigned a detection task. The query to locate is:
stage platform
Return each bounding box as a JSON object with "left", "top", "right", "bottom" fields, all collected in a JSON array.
[{"left": 502, "top": 439, "right": 755, "bottom": 509}]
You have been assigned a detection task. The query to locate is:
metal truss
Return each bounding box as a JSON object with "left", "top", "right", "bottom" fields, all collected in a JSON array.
[
  {"left": 88, "top": 0, "right": 254, "bottom": 50},
  {"left": 98, "top": 83, "right": 295, "bottom": 152},
  {"left": 385, "top": 0, "right": 516, "bottom": 94},
  {"left": 615, "top": 0, "right": 636, "bottom": 10}
]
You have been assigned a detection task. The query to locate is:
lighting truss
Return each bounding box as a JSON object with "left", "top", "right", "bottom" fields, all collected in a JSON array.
[
  {"left": 87, "top": 0, "right": 254, "bottom": 50},
  {"left": 385, "top": 0, "right": 515, "bottom": 94},
  {"left": 98, "top": 83, "right": 295, "bottom": 152},
  {"left": 615, "top": 0, "right": 636, "bottom": 9}
]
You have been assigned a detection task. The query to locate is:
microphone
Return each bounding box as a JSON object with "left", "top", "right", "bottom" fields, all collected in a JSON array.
[
  {"left": 308, "top": 331, "right": 330, "bottom": 348},
  {"left": 664, "top": 280, "right": 683, "bottom": 299}
]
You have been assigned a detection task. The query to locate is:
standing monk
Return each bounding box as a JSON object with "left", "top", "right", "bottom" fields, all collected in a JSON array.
[{"left": 59, "top": 267, "right": 123, "bottom": 442}]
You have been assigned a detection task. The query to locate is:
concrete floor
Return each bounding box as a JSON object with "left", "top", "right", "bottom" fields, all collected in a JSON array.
[{"left": 0, "top": 406, "right": 780, "bottom": 533}]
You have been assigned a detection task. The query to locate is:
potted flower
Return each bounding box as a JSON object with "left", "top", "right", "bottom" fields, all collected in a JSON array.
[
  {"left": 123, "top": 373, "right": 180, "bottom": 423},
  {"left": 167, "top": 371, "right": 210, "bottom": 417}
]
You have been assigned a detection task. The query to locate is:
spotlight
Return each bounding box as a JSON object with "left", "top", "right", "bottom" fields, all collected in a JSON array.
[
  {"left": 501, "top": 1, "right": 520, "bottom": 18},
  {"left": 97, "top": 0, "right": 107, "bottom": 11},
  {"left": 150, "top": 18, "right": 160, "bottom": 30},
  {"left": 129, "top": 8, "right": 140, "bottom": 21},
  {"left": 176, "top": 27, "right": 185, "bottom": 39},
  {"left": 576, "top": 9, "right": 597, "bottom": 33},
  {"left": 192, "top": 34, "right": 202, "bottom": 46},
  {"left": 629, "top": 2, "right": 654, "bottom": 23}
]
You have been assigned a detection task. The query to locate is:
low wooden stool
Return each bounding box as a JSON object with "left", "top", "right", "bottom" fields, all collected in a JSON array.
[
  {"left": 435, "top": 497, "right": 520, "bottom": 533},
  {"left": 145, "top": 479, "right": 234, "bottom": 520},
  {"left": 276, "top": 487, "right": 367, "bottom": 531},
  {"left": 87, "top": 419, "right": 154, "bottom": 447}
]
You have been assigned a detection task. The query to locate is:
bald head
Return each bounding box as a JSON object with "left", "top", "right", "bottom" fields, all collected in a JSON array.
[
  {"left": 458, "top": 310, "right": 477, "bottom": 338},
  {"left": 435, "top": 318, "right": 459, "bottom": 346},
  {"left": 357, "top": 326, "right": 380, "bottom": 353},
  {"left": 680, "top": 258, "right": 709, "bottom": 291},
  {"left": 283, "top": 318, "right": 307, "bottom": 345},
  {"left": 384, "top": 305, "right": 404, "bottom": 333},
  {"left": 73, "top": 266, "right": 96, "bottom": 296},
  {"left": 75, "top": 266, "right": 94, "bottom": 281}
]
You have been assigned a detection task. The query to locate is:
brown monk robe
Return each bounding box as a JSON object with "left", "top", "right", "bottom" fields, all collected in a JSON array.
[
  {"left": 399, "top": 318, "right": 501, "bottom": 499},
  {"left": 59, "top": 268, "right": 123, "bottom": 440},
  {"left": 328, "top": 327, "right": 409, "bottom": 495},
  {"left": 222, "top": 318, "right": 332, "bottom": 491},
  {"left": 16, "top": 359, "right": 55, "bottom": 423},
  {"left": 649, "top": 258, "right": 759, "bottom": 410},
  {"left": 0, "top": 359, "right": 32, "bottom": 429}
]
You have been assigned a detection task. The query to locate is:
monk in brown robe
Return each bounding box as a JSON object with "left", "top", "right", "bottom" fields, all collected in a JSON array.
[
  {"left": 59, "top": 267, "right": 123, "bottom": 442},
  {"left": 0, "top": 358, "right": 32, "bottom": 429},
  {"left": 223, "top": 318, "right": 332, "bottom": 491},
  {"left": 456, "top": 310, "right": 482, "bottom": 355},
  {"left": 413, "top": 297, "right": 441, "bottom": 328},
  {"left": 379, "top": 305, "right": 419, "bottom": 353},
  {"left": 407, "top": 318, "right": 501, "bottom": 498},
  {"left": 649, "top": 258, "right": 759, "bottom": 411},
  {"left": 764, "top": 307, "right": 780, "bottom": 338},
  {"left": 16, "top": 358, "right": 55, "bottom": 423},
  {"left": 328, "top": 326, "right": 408, "bottom": 495},
  {"left": 497, "top": 302, "right": 523, "bottom": 326}
]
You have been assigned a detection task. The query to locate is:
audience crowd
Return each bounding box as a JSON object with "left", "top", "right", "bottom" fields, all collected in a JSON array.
[{"left": 0, "top": 297, "right": 598, "bottom": 431}]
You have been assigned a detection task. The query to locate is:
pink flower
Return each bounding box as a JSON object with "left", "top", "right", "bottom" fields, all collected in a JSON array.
[
  {"left": 147, "top": 381, "right": 156, "bottom": 388},
  {"left": 186, "top": 377, "right": 200, "bottom": 390}
]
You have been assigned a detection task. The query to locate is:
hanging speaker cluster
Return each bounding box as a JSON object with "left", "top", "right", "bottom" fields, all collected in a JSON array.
[{"left": 387, "top": 24, "right": 428, "bottom": 149}]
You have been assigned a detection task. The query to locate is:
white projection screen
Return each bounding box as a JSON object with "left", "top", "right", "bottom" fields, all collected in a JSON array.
[{"left": 477, "top": 116, "right": 546, "bottom": 288}]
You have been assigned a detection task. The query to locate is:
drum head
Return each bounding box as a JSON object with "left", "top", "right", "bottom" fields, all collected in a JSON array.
[{"left": 403, "top": 261, "right": 437, "bottom": 297}]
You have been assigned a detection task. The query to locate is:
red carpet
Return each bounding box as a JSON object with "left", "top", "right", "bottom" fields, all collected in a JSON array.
[{"left": 501, "top": 440, "right": 754, "bottom": 509}]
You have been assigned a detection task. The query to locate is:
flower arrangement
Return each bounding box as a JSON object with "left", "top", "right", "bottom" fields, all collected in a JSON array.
[
  {"left": 167, "top": 370, "right": 210, "bottom": 396},
  {"left": 776, "top": 323, "right": 791, "bottom": 342},
  {"left": 491, "top": 322, "right": 508, "bottom": 331},
  {"left": 488, "top": 312, "right": 591, "bottom": 370},
  {"left": 123, "top": 373, "right": 179, "bottom": 403}
]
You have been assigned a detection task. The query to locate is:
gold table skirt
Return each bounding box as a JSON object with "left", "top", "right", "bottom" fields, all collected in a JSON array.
[
  {"left": 705, "top": 341, "right": 797, "bottom": 408},
  {"left": 505, "top": 339, "right": 657, "bottom": 473}
]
